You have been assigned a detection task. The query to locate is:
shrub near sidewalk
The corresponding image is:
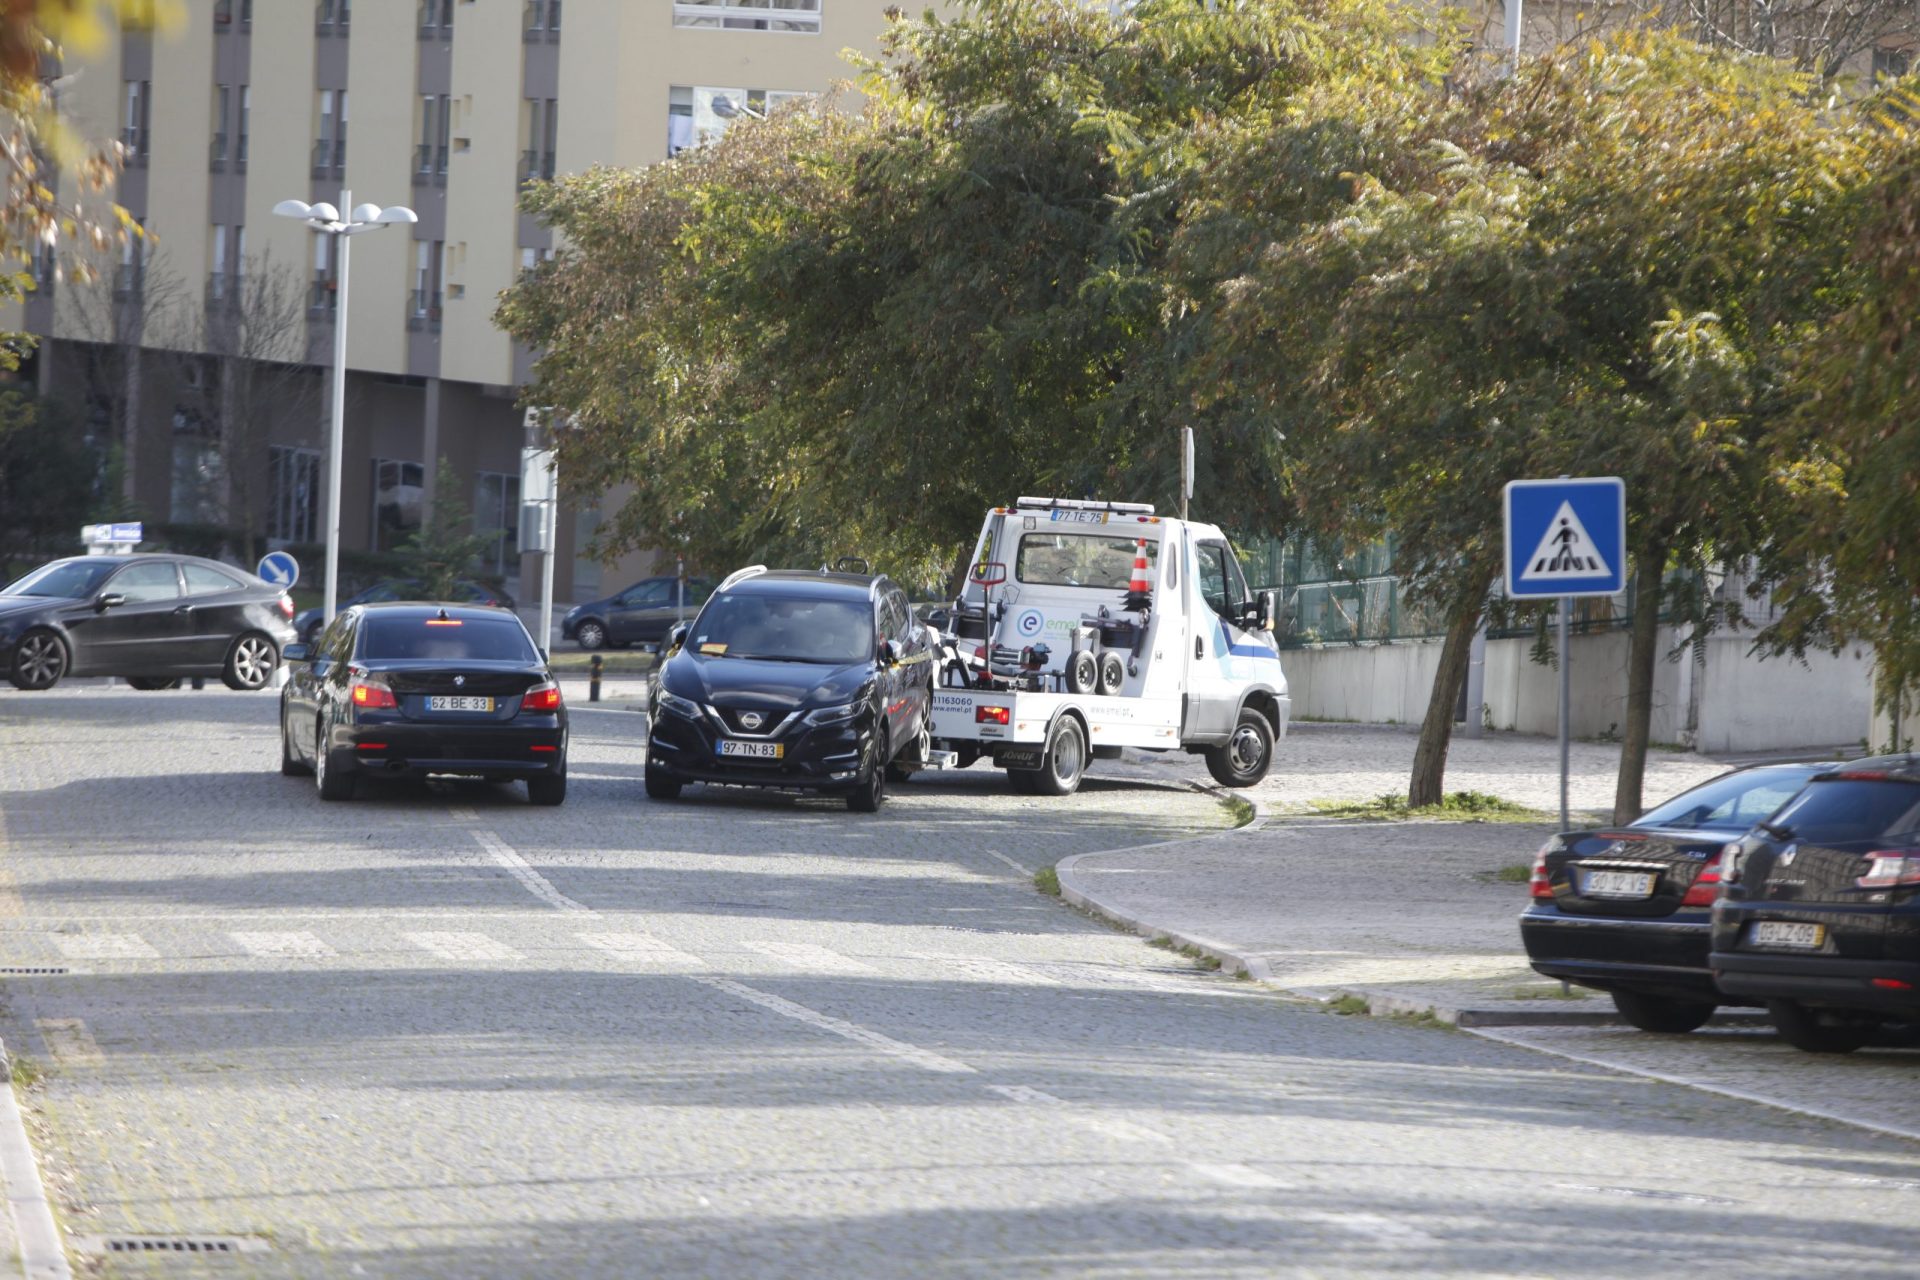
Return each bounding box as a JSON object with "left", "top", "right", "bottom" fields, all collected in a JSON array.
[{"left": 1305, "top": 791, "right": 1549, "bottom": 823}]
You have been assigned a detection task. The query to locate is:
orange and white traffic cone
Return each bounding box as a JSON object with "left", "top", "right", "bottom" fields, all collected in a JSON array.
[{"left": 1123, "top": 539, "right": 1152, "bottom": 612}]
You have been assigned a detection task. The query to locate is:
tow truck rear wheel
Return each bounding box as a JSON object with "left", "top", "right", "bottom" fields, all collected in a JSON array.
[
  {"left": 1030, "top": 716, "right": 1087, "bottom": 797},
  {"left": 1206, "top": 708, "right": 1274, "bottom": 788}
]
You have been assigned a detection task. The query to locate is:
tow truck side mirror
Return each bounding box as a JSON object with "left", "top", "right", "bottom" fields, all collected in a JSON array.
[
  {"left": 1259, "top": 590, "right": 1278, "bottom": 633},
  {"left": 970, "top": 562, "right": 1007, "bottom": 588}
]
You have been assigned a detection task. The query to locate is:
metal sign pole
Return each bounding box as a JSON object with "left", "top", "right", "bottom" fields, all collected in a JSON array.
[{"left": 1558, "top": 594, "right": 1571, "bottom": 829}]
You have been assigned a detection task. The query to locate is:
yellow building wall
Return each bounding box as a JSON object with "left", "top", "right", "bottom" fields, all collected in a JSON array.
[
  {"left": 342, "top": 1, "right": 417, "bottom": 377},
  {"left": 440, "top": 0, "right": 524, "bottom": 387}
]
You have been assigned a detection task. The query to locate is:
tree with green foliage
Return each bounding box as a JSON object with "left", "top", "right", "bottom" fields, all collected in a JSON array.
[{"left": 398, "top": 459, "right": 493, "bottom": 603}]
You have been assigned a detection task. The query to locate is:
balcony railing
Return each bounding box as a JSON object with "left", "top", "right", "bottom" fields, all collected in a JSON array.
[
  {"left": 418, "top": 0, "right": 452, "bottom": 38},
  {"left": 119, "top": 126, "right": 148, "bottom": 164},
  {"left": 209, "top": 133, "right": 228, "bottom": 171},
  {"left": 413, "top": 142, "right": 449, "bottom": 184},
  {"left": 407, "top": 288, "right": 443, "bottom": 333},
  {"left": 520, "top": 149, "right": 555, "bottom": 184},
  {"left": 236, "top": 131, "right": 249, "bottom": 170},
  {"left": 316, "top": 0, "right": 349, "bottom": 33},
  {"left": 311, "top": 137, "right": 345, "bottom": 177},
  {"left": 524, "top": 0, "right": 561, "bottom": 40},
  {"left": 308, "top": 275, "right": 336, "bottom": 317},
  {"left": 216, "top": 0, "right": 252, "bottom": 28}
]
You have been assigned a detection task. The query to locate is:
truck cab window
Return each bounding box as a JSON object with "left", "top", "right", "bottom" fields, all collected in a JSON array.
[{"left": 1196, "top": 542, "right": 1247, "bottom": 622}]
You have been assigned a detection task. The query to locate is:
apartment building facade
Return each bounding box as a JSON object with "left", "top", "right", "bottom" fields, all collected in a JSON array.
[{"left": 11, "top": 0, "right": 900, "bottom": 602}]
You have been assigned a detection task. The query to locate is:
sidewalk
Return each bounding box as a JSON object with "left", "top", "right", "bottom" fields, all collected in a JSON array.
[{"left": 1060, "top": 726, "right": 1742, "bottom": 1027}]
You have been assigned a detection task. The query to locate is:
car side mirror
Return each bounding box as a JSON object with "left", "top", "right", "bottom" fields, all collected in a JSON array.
[
  {"left": 1258, "top": 589, "right": 1278, "bottom": 633},
  {"left": 95, "top": 592, "right": 125, "bottom": 611},
  {"left": 880, "top": 638, "right": 903, "bottom": 667},
  {"left": 282, "top": 642, "right": 311, "bottom": 664},
  {"left": 666, "top": 622, "right": 689, "bottom": 652}
]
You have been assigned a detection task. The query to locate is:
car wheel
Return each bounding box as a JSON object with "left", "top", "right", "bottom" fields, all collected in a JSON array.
[
  {"left": 644, "top": 760, "right": 682, "bottom": 800},
  {"left": 526, "top": 764, "right": 567, "bottom": 806},
  {"left": 1205, "top": 708, "right": 1275, "bottom": 788},
  {"left": 280, "top": 711, "right": 311, "bottom": 777},
  {"left": 222, "top": 633, "right": 279, "bottom": 691},
  {"left": 9, "top": 628, "right": 67, "bottom": 691},
  {"left": 1611, "top": 989, "right": 1715, "bottom": 1034},
  {"left": 1767, "top": 1000, "right": 1873, "bottom": 1054},
  {"left": 886, "top": 700, "right": 933, "bottom": 784},
  {"left": 576, "top": 619, "right": 607, "bottom": 651},
  {"left": 1031, "top": 716, "right": 1087, "bottom": 797},
  {"left": 847, "top": 732, "right": 888, "bottom": 813},
  {"left": 315, "top": 725, "right": 354, "bottom": 801},
  {"left": 127, "top": 677, "right": 182, "bottom": 691}
]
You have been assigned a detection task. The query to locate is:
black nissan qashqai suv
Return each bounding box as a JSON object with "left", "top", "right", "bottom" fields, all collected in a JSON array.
[{"left": 643, "top": 568, "right": 935, "bottom": 812}]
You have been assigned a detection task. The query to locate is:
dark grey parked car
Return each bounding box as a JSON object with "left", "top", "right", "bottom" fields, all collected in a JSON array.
[
  {"left": 1, "top": 554, "right": 296, "bottom": 691},
  {"left": 562, "top": 575, "right": 713, "bottom": 650}
]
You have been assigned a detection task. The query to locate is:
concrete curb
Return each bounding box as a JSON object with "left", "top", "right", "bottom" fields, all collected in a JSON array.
[
  {"left": 1054, "top": 788, "right": 1628, "bottom": 1030},
  {"left": 0, "top": 1043, "right": 69, "bottom": 1280}
]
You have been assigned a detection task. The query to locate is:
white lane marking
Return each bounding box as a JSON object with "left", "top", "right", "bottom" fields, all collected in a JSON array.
[
  {"left": 230, "top": 930, "right": 335, "bottom": 960},
  {"left": 448, "top": 808, "right": 480, "bottom": 823},
  {"left": 405, "top": 931, "right": 523, "bottom": 963},
  {"left": 1187, "top": 1161, "right": 1289, "bottom": 1190},
  {"left": 741, "top": 941, "right": 878, "bottom": 975},
  {"left": 981, "top": 849, "right": 1032, "bottom": 877},
  {"left": 35, "top": 1019, "right": 101, "bottom": 1068},
  {"left": 1301, "top": 1211, "right": 1439, "bottom": 1247},
  {"left": 581, "top": 932, "right": 705, "bottom": 969},
  {"left": 1081, "top": 1116, "right": 1174, "bottom": 1144},
  {"left": 694, "top": 976, "right": 977, "bottom": 1075},
  {"left": 910, "top": 953, "right": 1057, "bottom": 987},
  {"left": 986, "top": 1084, "right": 1064, "bottom": 1105},
  {"left": 50, "top": 933, "right": 156, "bottom": 961},
  {"left": 987, "top": 1083, "right": 1173, "bottom": 1144},
  {"left": 471, "top": 829, "right": 591, "bottom": 914},
  {"left": 0, "top": 1038, "right": 73, "bottom": 1279},
  {"left": 1470, "top": 1026, "right": 1920, "bottom": 1146}
]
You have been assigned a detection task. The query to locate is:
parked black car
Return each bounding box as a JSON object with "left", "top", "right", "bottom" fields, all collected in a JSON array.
[
  {"left": 2, "top": 554, "right": 295, "bottom": 692},
  {"left": 563, "top": 575, "right": 713, "bottom": 651},
  {"left": 644, "top": 568, "right": 933, "bottom": 811},
  {"left": 279, "top": 602, "right": 566, "bottom": 804},
  {"left": 1522, "top": 763, "right": 1827, "bottom": 1032},
  {"left": 295, "top": 578, "right": 515, "bottom": 645},
  {"left": 1712, "top": 756, "right": 1920, "bottom": 1053}
]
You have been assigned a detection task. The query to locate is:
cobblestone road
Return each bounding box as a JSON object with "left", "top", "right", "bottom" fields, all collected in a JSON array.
[{"left": 0, "top": 687, "right": 1915, "bottom": 1277}]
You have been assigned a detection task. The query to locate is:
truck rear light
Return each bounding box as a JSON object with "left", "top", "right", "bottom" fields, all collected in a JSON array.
[
  {"left": 350, "top": 681, "right": 397, "bottom": 709},
  {"left": 977, "top": 705, "right": 1010, "bottom": 725},
  {"left": 522, "top": 682, "right": 562, "bottom": 712},
  {"left": 1856, "top": 853, "right": 1920, "bottom": 889},
  {"left": 1680, "top": 852, "right": 1725, "bottom": 907}
]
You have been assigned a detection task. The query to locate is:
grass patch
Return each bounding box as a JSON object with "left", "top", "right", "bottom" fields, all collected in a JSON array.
[
  {"left": 1507, "top": 983, "right": 1592, "bottom": 1001},
  {"left": 1218, "top": 793, "right": 1256, "bottom": 828},
  {"left": 1481, "top": 863, "right": 1534, "bottom": 884},
  {"left": 1147, "top": 934, "right": 1223, "bottom": 971},
  {"left": 1308, "top": 789, "right": 1548, "bottom": 823},
  {"left": 1033, "top": 866, "right": 1060, "bottom": 897},
  {"left": 1384, "top": 1008, "right": 1452, "bottom": 1031},
  {"left": 9, "top": 1055, "right": 41, "bottom": 1088},
  {"left": 1327, "top": 994, "right": 1371, "bottom": 1017}
]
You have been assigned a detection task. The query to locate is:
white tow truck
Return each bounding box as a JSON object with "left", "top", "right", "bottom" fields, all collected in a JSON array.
[{"left": 924, "top": 497, "right": 1289, "bottom": 795}]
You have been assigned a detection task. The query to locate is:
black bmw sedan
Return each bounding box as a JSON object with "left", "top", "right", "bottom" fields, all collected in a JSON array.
[
  {"left": 2, "top": 554, "right": 295, "bottom": 692},
  {"left": 1521, "top": 762, "right": 1827, "bottom": 1033},
  {"left": 279, "top": 602, "right": 567, "bottom": 804},
  {"left": 644, "top": 568, "right": 933, "bottom": 811},
  {"left": 1712, "top": 757, "right": 1920, "bottom": 1053}
]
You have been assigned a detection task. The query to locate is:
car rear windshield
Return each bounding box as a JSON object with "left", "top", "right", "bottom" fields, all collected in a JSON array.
[
  {"left": 1016, "top": 533, "right": 1157, "bottom": 589},
  {"left": 357, "top": 616, "right": 537, "bottom": 662},
  {"left": 3, "top": 560, "right": 118, "bottom": 599},
  {"left": 1633, "top": 766, "right": 1819, "bottom": 832},
  {"left": 691, "top": 594, "right": 874, "bottom": 665},
  {"left": 1767, "top": 778, "right": 1920, "bottom": 846}
]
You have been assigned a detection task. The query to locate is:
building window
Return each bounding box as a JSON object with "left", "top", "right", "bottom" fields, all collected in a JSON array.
[
  {"left": 370, "top": 459, "right": 424, "bottom": 551},
  {"left": 122, "top": 79, "right": 150, "bottom": 163},
  {"left": 210, "top": 84, "right": 229, "bottom": 170},
  {"left": 207, "top": 224, "right": 234, "bottom": 308},
  {"left": 1873, "top": 45, "right": 1913, "bottom": 84},
  {"left": 316, "top": 0, "right": 350, "bottom": 33},
  {"left": 409, "top": 240, "right": 443, "bottom": 332},
  {"left": 170, "top": 406, "right": 222, "bottom": 524},
  {"left": 418, "top": 0, "right": 452, "bottom": 38},
  {"left": 238, "top": 85, "right": 251, "bottom": 168},
  {"left": 473, "top": 471, "right": 521, "bottom": 578},
  {"left": 313, "top": 89, "right": 347, "bottom": 176},
  {"left": 668, "top": 86, "right": 807, "bottom": 155},
  {"left": 115, "top": 220, "right": 145, "bottom": 298},
  {"left": 521, "top": 98, "right": 557, "bottom": 183},
  {"left": 523, "top": 0, "right": 560, "bottom": 39},
  {"left": 268, "top": 446, "right": 323, "bottom": 544},
  {"left": 309, "top": 233, "right": 337, "bottom": 317},
  {"left": 672, "top": 0, "right": 820, "bottom": 34}
]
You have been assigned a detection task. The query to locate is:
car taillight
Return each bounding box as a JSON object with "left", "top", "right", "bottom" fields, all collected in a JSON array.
[
  {"left": 1857, "top": 852, "right": 1920, "bottom": 889},
  {"left": 1529, "top": 840, "right": 1556, "bottom": 900},
  {"left": 522, "top": 682, "right": 562, "bottom": 712},
  {"left": 977, "top": 705, "right": 1010, "bottom": 725},
  {"left": 351, "top": 681, "right": 397, "bottom": 709},
  {"left": 278, "top": 594, "right": 294, "bottom": 619},
  {"left": 1680, "top": 852, "right": 1726, "bottom": 907}
]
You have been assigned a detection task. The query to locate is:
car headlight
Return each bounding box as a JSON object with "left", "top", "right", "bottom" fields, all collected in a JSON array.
[
  {"left": 805, "top": 702, "right": 859, "bottom": 726},
  {"left": 655, "top": 689, "right": 701, "bottom": 720}
]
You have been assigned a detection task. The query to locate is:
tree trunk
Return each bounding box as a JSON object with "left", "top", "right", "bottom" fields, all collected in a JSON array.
[
  {"left": 1409, "top": 580, "right": 1486, "bottom": 807},
  {"left": 1612, "top": 537, "right": 1669, "bottom": 825}
]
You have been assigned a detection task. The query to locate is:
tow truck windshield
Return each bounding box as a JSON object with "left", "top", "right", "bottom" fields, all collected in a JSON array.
[{"left": 1015, "top": 534, "right": 1157, "bottom": 589}]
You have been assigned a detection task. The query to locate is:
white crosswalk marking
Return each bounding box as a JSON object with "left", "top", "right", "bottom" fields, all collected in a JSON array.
[
  {"left": 579, "top": 932, "right": 704, "bottom": 969},
  {"left": 1187, "top": 1161, "right": 1289, "bottom": 1190},
  {"left": 405, "top": 931, "right": 522, "bottom": 963},
  {"left": 230, "top": 930, "right": 336, "bottom": 960},
  {"left": 51, "top": 933, "right": 157, "bottom": 960},
  {"left": 741, "top": 941, "right": 879, "bottom": 975},
  {"left": 910, "top": 953, "right": 1057, "bottom": 987}
]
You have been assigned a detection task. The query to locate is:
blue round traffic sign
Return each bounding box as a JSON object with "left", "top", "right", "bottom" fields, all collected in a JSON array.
[{"left": 257, "top": 551, "right": 300, "bottom": 589}]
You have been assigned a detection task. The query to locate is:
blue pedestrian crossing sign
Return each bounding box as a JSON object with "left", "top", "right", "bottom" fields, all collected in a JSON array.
[
  {"left": 1503, "top": 477, "right": 1626, "bottom": 599},
  {"left": 256, "top": 551, "right": 300, "bottom": 589}
]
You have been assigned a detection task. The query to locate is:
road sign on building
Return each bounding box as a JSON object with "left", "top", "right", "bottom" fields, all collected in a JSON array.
[
  {"left": 1503, "top": 477, "right": 1626, "bottom": 599},
  {"left": 257, "top": 551, "right": 300, "bottom": 588}
]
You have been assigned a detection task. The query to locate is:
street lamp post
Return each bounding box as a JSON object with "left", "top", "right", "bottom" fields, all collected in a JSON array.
[{"left": 272, "top": 190, "right": 417, "bottom": 628}]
